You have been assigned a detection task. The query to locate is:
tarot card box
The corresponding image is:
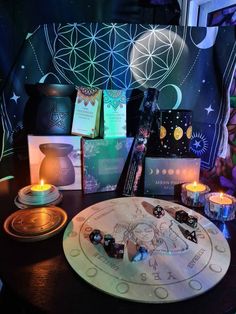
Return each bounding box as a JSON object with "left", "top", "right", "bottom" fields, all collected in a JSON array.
[
  {"left": 82, "top": 137, "right": 134, "bottom": 193},
  {"left": 144, "top": 157, "right": 201, "bottom": 196},
  {"left": 28, "top": 135, "right": 82, "bottom": 190},
  {"left": 71, "top": 87, "right": 102, "bottom": 138}
]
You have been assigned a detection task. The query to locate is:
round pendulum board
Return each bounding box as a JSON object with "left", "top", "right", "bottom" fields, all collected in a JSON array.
[{"left": 63, "top": 197, "right": 231, "bottom": 303}]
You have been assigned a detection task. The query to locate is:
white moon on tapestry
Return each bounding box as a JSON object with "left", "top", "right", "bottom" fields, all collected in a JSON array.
[{"left": 129, "top": 28, "right": 188, "bottom": 88}]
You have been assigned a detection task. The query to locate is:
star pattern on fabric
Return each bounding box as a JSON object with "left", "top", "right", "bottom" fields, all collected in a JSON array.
[
  {"left": 10, "top": 92, "right": 20, "bottom": 103},
  {"left": 46, "top": 103, "right": 69, "bottom": 130},
  {"left": 205, "top": 105, "right": 214, "bottom": 115}
]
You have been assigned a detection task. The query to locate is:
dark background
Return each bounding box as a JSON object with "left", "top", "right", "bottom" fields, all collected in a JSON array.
[{"left": 0, "top": 0, "right": 180, "bottom": 86}]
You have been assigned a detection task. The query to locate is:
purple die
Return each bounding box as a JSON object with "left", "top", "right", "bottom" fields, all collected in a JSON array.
[
  {"left": 153, "top": 205, "right": 165, "bottom": 218},
  {"left": 109, "top": 243, "right": 125, "bottom": 259},
  {"left": 89, "top": 229, "right": 103, "bottom": 245},
  {"left": 186, "top": 215, "right": 198, "bottom": 228},
  {"left": 175, "top": 210, "right": 188, "bottom": 223}
]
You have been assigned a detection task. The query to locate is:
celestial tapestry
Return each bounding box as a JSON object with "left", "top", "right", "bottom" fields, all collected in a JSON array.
[{"left": 0, "top": 23, "right": 235, "bottom": 178}]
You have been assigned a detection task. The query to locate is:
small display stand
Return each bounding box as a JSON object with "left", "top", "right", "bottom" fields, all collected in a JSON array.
[
  {"left": 63, "top": 197, "right": 230, "bottom": 303},
  {"left": 4, "top": 206, "right": 67, "bottom": 242},
  {"left": 15, "top": 184, "right": 62, "bottom": 209}
]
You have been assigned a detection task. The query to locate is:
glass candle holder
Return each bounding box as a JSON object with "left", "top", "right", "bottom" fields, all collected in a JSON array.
[
  {"left": 181, "top": 182, "right": 210, "bottom": 208},
  {"left": 204, "top": 192, "right": 236, "bottom": 222}
]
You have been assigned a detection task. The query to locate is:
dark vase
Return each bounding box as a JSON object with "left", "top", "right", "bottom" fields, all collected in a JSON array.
[
  {"left": 39, "top": 143, "right": 75, "bottom": 186},
  {"left": 26, "top": 83, "right": 75, "bottom": 135}
]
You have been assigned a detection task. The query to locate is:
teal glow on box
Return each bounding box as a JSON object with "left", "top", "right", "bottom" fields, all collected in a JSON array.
[
  {"left": 144, "top": 157, "right": 201, "bottom": 196},
  {"left": 71, "top": 87, "right": 102, "bottom": 138},
  {"left": 82, "top": 137, "right": 134, "bottom": 193},
  {"left": 103, "top": 90, "right": 126, "bottom": 138}
]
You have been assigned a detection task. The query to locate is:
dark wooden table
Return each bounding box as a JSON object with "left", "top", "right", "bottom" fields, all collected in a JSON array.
[{"left": 0, "top": 178, "right": 236, "bottom": 314}]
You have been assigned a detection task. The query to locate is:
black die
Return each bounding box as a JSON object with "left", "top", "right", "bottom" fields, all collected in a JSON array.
[
  {"left": 186, "top": 215, "right": 198, "bottom": 228},
  {"left": 153, "top": 205, "right": 165, "bottom": 218},
  {"left": 103, "top": 234, "right": 115, "bottom": 252},
  {"left": 109, "top": 243, "right": 125, "bottom": 259},
  {"left": 89, "top": 229, "right": 103, "bottom": 245},
  {"left": 175, "top": 210, "right": 188, "bottom": 223}
]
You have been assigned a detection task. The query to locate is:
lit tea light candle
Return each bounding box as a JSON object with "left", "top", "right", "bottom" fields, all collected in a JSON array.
[
  {"left": 181, "top": 181, "right": 210, "bottom": 208},
  {"left": 204, "top": 192, "right": 236, "bottom": 222},
  {"left": 209, "top": 192, "right": 232, "bottom": 205},
  {"left": 30, "top": 179, "right": 52, "bottom": 194},
  {"left": 185, "top": 181, "right": 206, "bottom": 193}
]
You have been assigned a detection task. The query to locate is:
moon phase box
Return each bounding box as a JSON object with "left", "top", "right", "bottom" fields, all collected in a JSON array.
[{"left": 144, "top": 157, "right": 201, "bottom": 196}]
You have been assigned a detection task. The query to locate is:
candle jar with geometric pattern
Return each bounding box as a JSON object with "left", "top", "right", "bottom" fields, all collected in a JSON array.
[
  {"left": 157, "top": 109, "right": 193, "bottom": 157},
  {"left": 204, "top": 192, "right": 236, "bottom": 221}
]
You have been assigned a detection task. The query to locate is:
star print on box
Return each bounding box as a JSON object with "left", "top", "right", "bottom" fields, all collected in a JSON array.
[{"left": 0, "top": 23, "right": 236, "bottom": 174}]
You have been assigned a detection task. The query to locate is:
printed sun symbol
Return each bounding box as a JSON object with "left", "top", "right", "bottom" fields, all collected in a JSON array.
[{"left": 190, "top": 132, "right": 208, "bottom": 156}]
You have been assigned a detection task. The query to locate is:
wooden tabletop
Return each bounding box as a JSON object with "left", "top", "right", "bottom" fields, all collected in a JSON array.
[{"left": 0, "top": 178, "right": 236, "bottom": 314}]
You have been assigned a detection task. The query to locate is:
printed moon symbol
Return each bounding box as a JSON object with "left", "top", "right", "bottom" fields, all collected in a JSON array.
[
  {"left": 174, "top": 127, "right": 183, "bottom": 140},
  {"left": 160, "top": 126, "right": 167, "bottom": 139},
  {"left": 186, "top": 126, "right": 192, "bottom": 139}
]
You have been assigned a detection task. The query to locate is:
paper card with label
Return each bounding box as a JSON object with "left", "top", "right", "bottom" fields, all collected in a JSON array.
[
  {"left": 103, "top": 90, "right": 126, "bottom": 138},
  {"left": 71, "top": 87, "right": 102, "bottom": 138}
]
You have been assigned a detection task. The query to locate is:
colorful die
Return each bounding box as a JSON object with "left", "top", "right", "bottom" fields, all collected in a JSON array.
[
  {"left": 175, "top": 210, "right": 188, "bottom": 223},
  {"left": 153, "top": 205, "right": 165, "bottom": 218},
  {"left": 131, "top": 246, "right": 149, "bottom": 262},
  {"left": 89, "top": 229, "right": 103, "bottom": 245},
  {"left": 186, "top": 215, "right": 198, "bottom": 228}
]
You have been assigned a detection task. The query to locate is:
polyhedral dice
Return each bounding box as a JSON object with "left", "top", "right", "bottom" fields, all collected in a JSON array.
[
  {"left": 131, "top": 246, "right": 149, "bottom": 262},
  {"left": 153, "top": 205, "right": 165, "bottom": 218},
  {"left": 89, "top": 229, "right": 103, "bottom": 245},
  {"left": 103, "top": 234, "right": 115, "bottom": 252},
  {"left": 109, "top": 243, "right": 125, "bottom": 259},
  {"left": 186, "top": 215, "right": 198, "bottom": 228},
  {"left": 175, "top": 210, "right": 188, "bottom": 223}
]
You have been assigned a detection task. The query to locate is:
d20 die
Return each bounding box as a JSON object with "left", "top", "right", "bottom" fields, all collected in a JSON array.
[
  {"left": 186, "top": 215, "right": 198, "bottom": 228},
  {"left": 89, "top": 229, "right": 103, "bottom": 245},
  {"left": 153, "top": 205, "right": 165, "bottom": 218},
  {"left": 175, "top": 210, "right": 188, "bottom": 223}
]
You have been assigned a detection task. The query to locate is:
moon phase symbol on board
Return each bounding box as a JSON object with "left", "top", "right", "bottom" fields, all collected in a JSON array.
[
  {"left": 159, "top": 84, "right": 182, "bottom": 110},
  {"left": 190, "top": 27, "right": 218, "bottom": 49}
]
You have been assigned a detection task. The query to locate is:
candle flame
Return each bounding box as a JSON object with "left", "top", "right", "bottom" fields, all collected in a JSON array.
[
  {"left": 220, "top": 192, "right": 223, "bottom": 199},
  {"left": 40, "top": 179, "right": 44, "bottom": 187},
  {"left": 193, "top": 181, "right": 197, "bottom": 187}
]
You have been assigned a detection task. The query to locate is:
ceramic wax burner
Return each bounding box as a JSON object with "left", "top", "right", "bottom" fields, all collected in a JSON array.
[{"left": 27, "top": 83, "right": 75, "bottom": 135}]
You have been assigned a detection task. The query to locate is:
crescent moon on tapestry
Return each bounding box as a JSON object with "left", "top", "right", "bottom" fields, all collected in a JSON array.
[
  {"left": 160, "top": 84, "right": 182, "bottom": 109},
  {"left": 190, "top": 27, "right": 218, "bottom": 49}
]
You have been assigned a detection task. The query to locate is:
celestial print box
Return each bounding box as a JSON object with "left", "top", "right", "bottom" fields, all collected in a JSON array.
[
  {"left": 82, "top": 137, "right": 134, "bottom": 194},
  {"left": 28, "top": 135, "right": 82, "bottom": 190},
  {"left": 144, "top": 157, "right": 201, "bottom": 196}
]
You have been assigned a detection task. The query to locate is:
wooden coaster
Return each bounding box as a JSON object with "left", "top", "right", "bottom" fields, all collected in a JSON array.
[{"left": 4, "top": 207, "right": 67, "bottom": 242}]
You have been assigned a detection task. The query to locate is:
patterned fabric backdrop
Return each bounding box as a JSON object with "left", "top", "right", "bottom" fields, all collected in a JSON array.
[{"left": 0, "top": 22, "right": 235, "bottom": 179}]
